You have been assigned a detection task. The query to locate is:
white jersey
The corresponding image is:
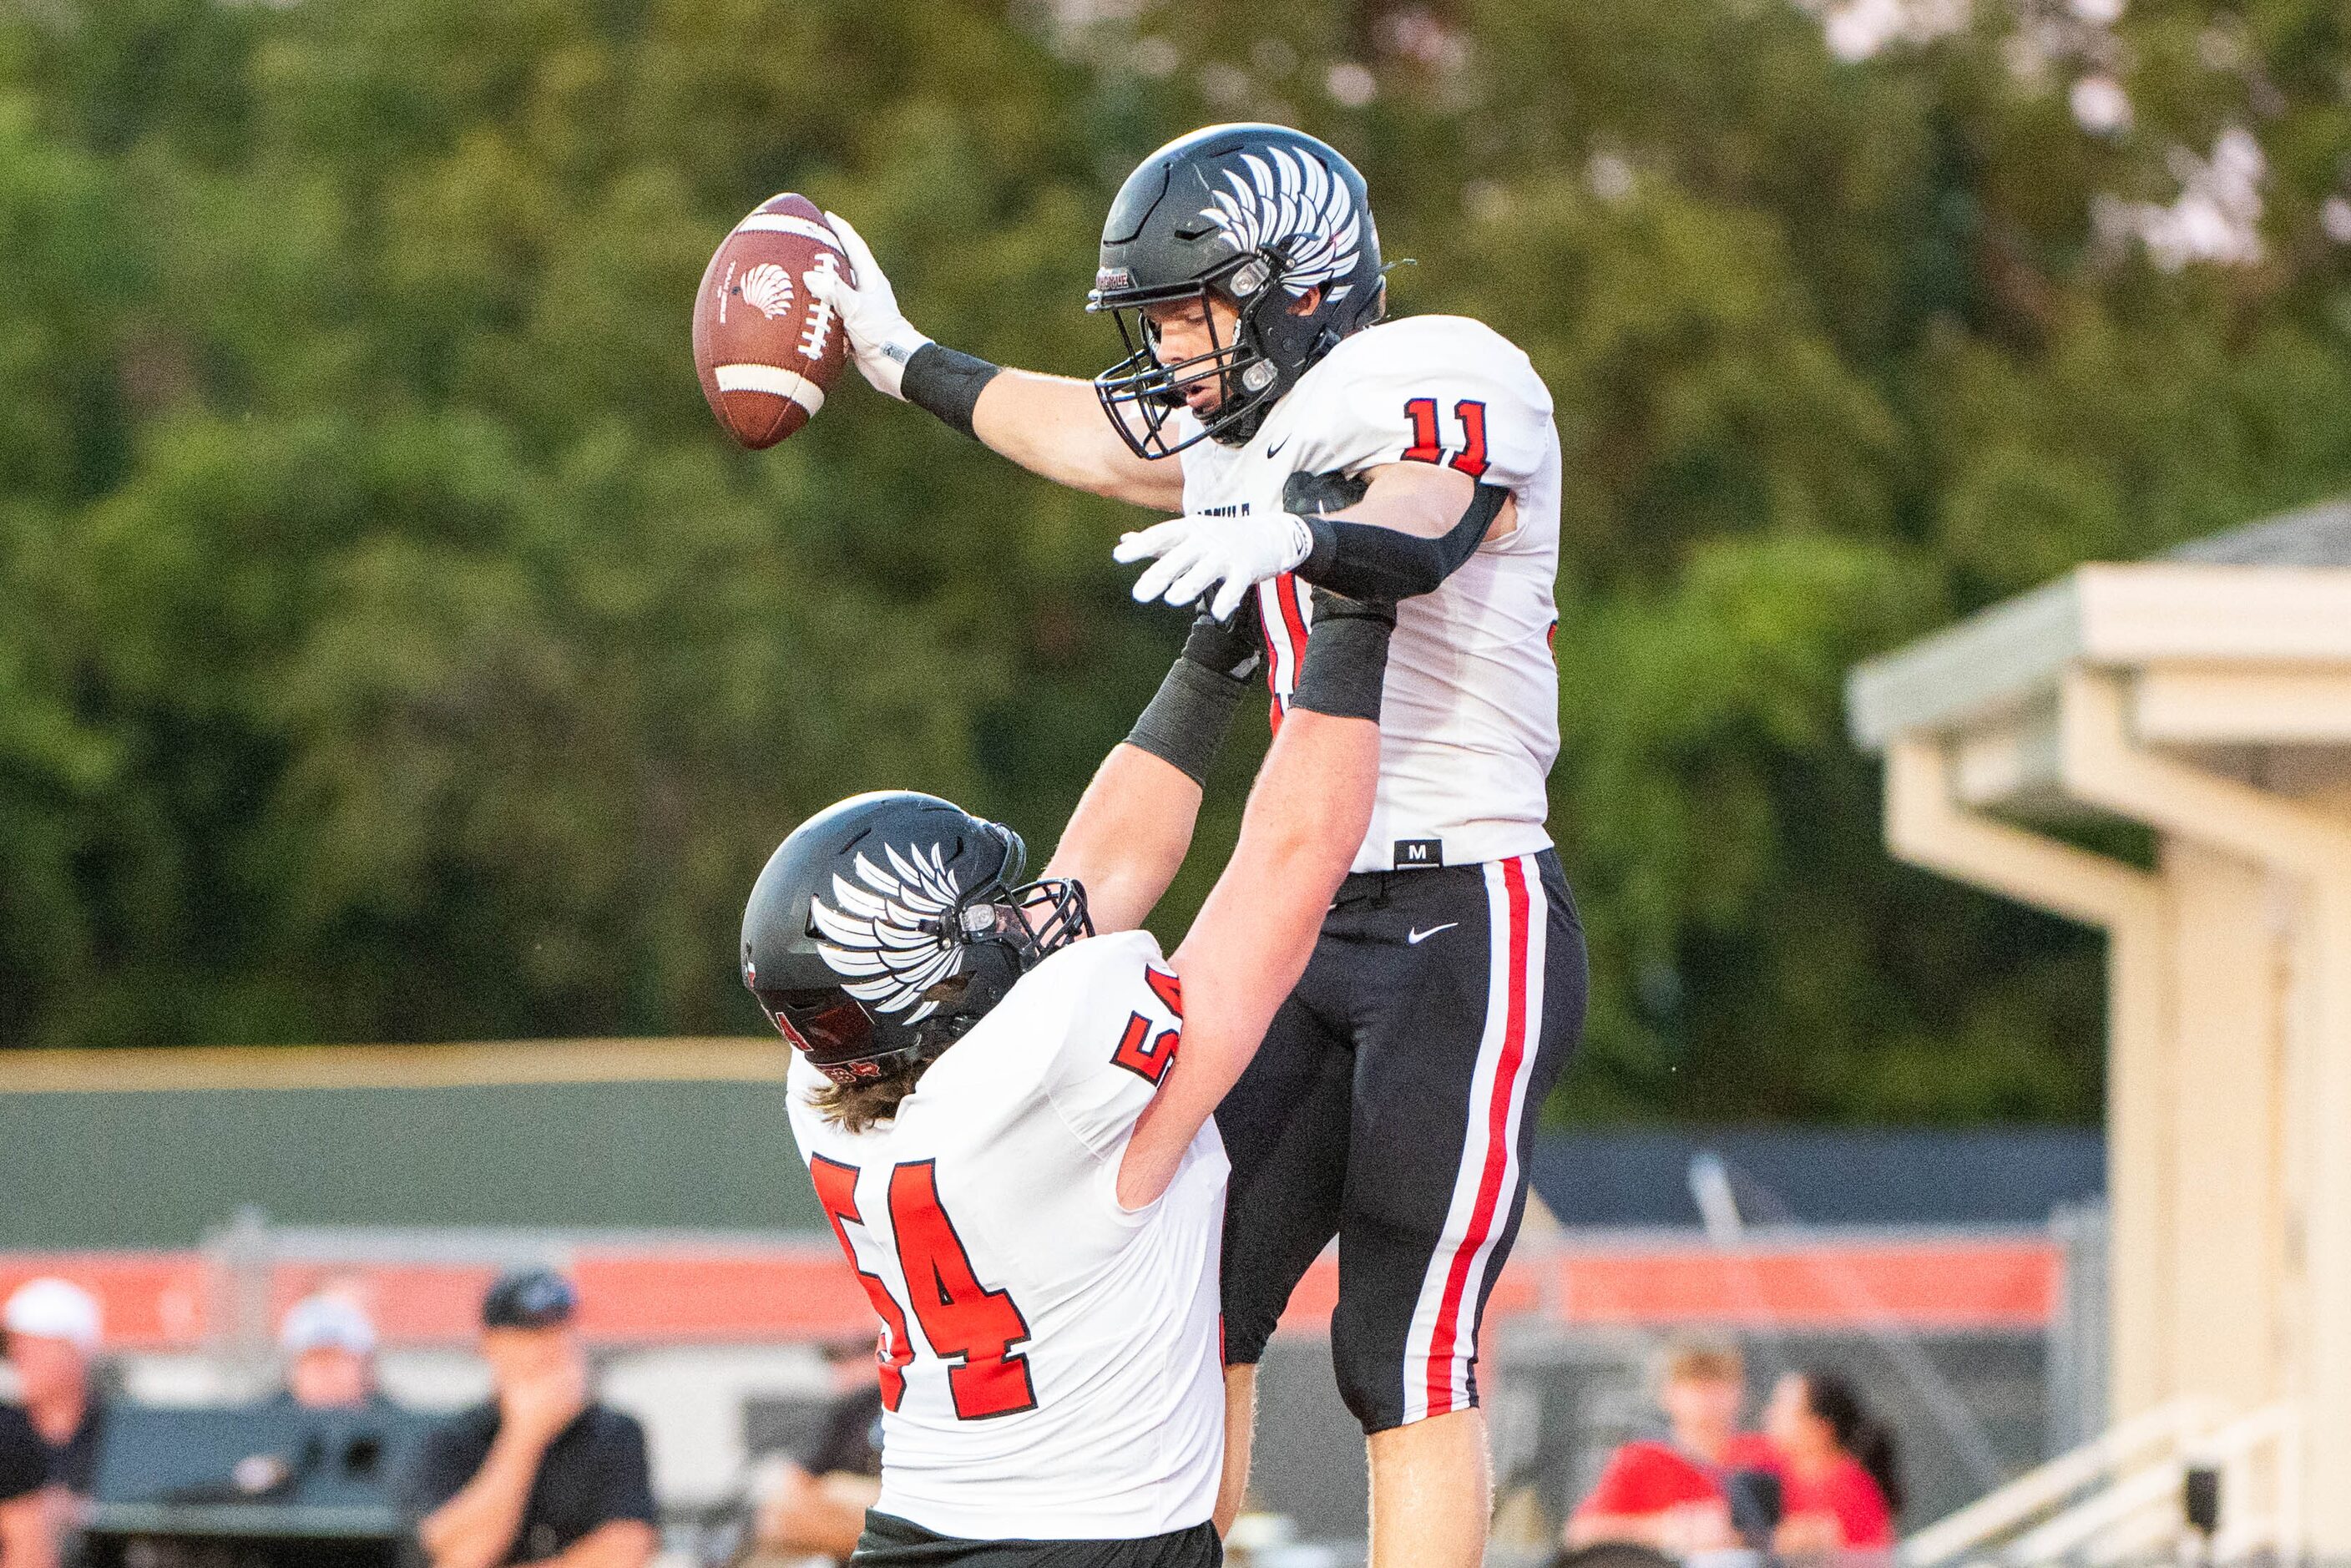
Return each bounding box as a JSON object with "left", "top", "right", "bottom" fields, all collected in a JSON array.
[
  {"left": 786, "top": 929, "right": 1226, "bottom": 1542},
  {"left": 1177, "top": 314, "right": 1562, "bottom": 873}
]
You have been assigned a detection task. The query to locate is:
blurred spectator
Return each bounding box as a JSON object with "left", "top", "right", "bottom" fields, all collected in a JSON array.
[
  {"left": 0, "top": 1405, "right": 58, "bottom": 1568},
  {"left": 1565, "top": 1338, "right": 1772, "bottom": 1555},
  {"left": 268, "top": 1293, "right": 391, "bottom": 1414},
  {"left": 0, "top": 1278, "right": 104, "bottom": 1568},
  {"left": 751, "top": 1338, "right": 882, "bottom": 1566},
  {"left": 1761, "top": 1369, "right": 1898, "bottom": 1555},
  {"left": 1, "top": 1279, "right": 104, "bottom": 1493},
  {"left": 404, "top": 1270, "right": 656, "bottom": 1568}
]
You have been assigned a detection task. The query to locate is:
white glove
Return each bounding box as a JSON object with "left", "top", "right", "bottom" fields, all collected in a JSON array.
[
  {"left": 1114, "top": 513, "right": 1314, "bottom": 622},
  {"left": 804, "top": 210, "right": 932, "bottom": 400}
]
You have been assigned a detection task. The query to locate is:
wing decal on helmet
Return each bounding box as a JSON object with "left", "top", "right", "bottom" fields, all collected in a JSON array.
[
  {"left": 1201, "top": 144, "right": 1363, "bottom": 303},
  {"left": 810, "top": 842, "right": 964, "bottom": 1024}
]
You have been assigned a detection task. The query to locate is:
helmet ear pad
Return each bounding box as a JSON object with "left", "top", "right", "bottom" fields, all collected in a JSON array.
[
  {"left": 886, "top": 879, "right": 1085, "bottom": 1061},
  {"left": 943, "top": 938, "right": 1025, "bottom": 1034},
  {"left": 1209, "top": 279, "right": 1330, "bottom": 435}
]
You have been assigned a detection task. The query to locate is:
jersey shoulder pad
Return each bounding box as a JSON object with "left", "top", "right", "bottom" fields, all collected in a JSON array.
[
  {"left": 1026, "top": 930, "right": 1183, "bottom": 1157},
  {"left": 1004, "top": 927, "right": 1163, "bottom": 1025},
  {"left": 1321, "top": 315, "right": 1550, "bottom": 409},
  {"left": 1289, "top": 315, "right": 1554, "bottom": 489}
]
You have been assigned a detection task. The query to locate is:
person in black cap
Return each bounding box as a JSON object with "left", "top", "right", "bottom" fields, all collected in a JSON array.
[{"left": 404, "top": 1269, "right": 657, "bottom": 1568}]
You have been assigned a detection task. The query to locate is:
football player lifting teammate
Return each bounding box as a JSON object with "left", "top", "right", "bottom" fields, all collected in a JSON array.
[
  {"left": 746, "top": 582, "right": 1395, "bottom": 1565},
  {"left": 806, "top": 123, "right": 1585, "bottom": 1567}
]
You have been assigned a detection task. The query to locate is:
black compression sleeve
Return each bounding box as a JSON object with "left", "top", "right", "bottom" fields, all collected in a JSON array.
[
  {"left": 1126, "top": 661, "right": 1251, "bottom": 786},
  {"left": 1297, "top": 482, "right": 1509, "bottom": 601},
  {"left": 1124, "top": 604, "right": 1262, "bottom": 785},
  {"left": 1289, "top": 593, "right": 1395, "bottom": 722},
  {"left": 899, "top": 343, "right": 1003, "bottom": 438}
]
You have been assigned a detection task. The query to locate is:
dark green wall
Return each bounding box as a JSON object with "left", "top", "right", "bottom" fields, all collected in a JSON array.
[{"left": 0, "top": 1083, "right": 823, "bottom": 1249}]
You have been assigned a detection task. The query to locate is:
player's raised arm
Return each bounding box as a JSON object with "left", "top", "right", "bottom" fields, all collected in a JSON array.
[
  {"left": 804, "top": 213, "right": 1186, "bottom": 510},
  {"left": 1043, "top": 599, "right": 1264, "bottom": 934},
  {"left": 1114, "top": 594, "right": 1391, "bottom": 1210}
]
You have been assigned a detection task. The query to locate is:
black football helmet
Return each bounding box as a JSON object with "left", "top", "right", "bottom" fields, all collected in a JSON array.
[
  {"left": 1090, "top": 124, "right": 1385, "bottom": 458},
  {"left": 741, "top": 792, "right": 1090, "bottom": 1087}
]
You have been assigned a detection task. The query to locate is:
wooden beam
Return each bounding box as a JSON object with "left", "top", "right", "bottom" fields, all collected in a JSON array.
[{"left": 0, "top": 1039, "right": 791, "bottom": 1095}]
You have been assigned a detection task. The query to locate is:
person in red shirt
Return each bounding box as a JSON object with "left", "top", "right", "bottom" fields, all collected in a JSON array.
[
  {"left": 1565, "top": 1340, "right": 1775, "bottom": 1554},
  {"left": 1761, "top": 1368, "right": 1901, "bottom": 1555}
]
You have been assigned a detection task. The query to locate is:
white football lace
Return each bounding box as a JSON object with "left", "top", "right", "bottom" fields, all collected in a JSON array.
[
  {"left": 800, "top": 251, "right": 842, "bottom": 361},
  {"left": 1200, "top": 144, "right": 1362, "bottom": 303},
  {"left": 810, "top": 842, "right": 965, "bottom": 1024}
]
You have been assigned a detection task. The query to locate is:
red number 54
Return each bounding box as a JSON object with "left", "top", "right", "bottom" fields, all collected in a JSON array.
[{"left": 811, "top": 1157, "right": 1039, "bottom": 1422}]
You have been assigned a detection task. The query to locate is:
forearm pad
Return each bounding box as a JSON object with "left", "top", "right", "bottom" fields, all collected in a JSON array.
[
  {"left": 1290, "top": 596, "right": 1395, "bottom": 723},
  {"left": 899, "top": 343, "right": 1004, "bottom": 438},
  {"left": 1297, "top": 482, "right": 1509, "bottom": 601},
  {"left": 1125, "top": 659, "right": 1251, "bottom": 787}
]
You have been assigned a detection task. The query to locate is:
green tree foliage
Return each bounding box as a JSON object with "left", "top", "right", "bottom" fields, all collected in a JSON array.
[{"left": 3, "top": 0, "right": 2348, "bottom": 1124}]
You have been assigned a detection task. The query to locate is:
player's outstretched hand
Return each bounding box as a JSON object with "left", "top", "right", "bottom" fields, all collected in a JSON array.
[
  {"left": 803, "top": 210, "right": 932, "bottom": 401},
  {"left": 1115, "top": 512, "right": 1312, "bottom": 622}
]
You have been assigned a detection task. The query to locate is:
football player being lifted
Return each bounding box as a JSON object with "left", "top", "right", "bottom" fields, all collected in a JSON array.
[
  {"left": 807, "top": 123, "right": 1585, "bottom": 1568},
  {"left": 746, "top": 584, "right": 1395, "bottom": 1565}
]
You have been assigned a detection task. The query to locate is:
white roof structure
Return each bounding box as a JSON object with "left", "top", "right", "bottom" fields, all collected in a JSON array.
[{"left": 1847, "top": 498, "right": 2351, "bottom": 1557}]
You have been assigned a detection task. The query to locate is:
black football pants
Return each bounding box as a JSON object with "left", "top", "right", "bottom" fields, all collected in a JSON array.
[
  {"left": 852, "top": 1510, "right": 1221, "bottom": 1565},
  {"left": 1216, "top": 850, "right": 1586, "bottom": 1433}
]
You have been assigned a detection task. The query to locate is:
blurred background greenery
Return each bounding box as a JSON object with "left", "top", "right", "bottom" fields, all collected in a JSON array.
[{"left": 3, "top": 0, "right": 2347, "bottom": 1124}]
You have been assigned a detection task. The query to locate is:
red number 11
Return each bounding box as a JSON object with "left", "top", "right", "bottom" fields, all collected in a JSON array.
[{"left": 1403, "top": 397, "right": 1489, "bottom": 478}]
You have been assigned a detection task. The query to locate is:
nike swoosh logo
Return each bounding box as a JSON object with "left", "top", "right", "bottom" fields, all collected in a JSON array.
[
  {"left": 1407, "top": 923, "right": 1458, "bottom": 945},
  {"left": 1267, "top": 436, "right": 1289, "bottom": 458}
]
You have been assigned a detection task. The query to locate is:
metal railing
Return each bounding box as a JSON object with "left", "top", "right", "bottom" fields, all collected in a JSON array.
[{"left": 1898, "top": 1399, "right": 2302, "bottom": 1568}]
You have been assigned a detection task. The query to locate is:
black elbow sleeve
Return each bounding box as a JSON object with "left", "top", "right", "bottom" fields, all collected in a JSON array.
[{"left": 1296, "top": 483, "right": 1510, "bottom": 602}]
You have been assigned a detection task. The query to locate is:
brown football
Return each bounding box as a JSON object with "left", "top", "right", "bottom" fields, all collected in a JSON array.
[{"left": 692, "top": 193, "right": 852, "bottom": 449}]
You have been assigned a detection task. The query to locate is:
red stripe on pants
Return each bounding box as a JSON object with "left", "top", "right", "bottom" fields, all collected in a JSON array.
[{"left": 1422, "top": 856, "right": 1533, "bottom": 1416}]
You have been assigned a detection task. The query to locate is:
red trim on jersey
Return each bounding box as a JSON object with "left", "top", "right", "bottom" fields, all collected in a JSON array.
[
  {"left": 1256, "top": 583, "right": 1285, "bottom": 734},
  {"left": 1268, "top": 571, "right": 1310, "bottom": 734},
  {"left": 1421, "top": 855, "right": 1534, "bottom": 1416}
]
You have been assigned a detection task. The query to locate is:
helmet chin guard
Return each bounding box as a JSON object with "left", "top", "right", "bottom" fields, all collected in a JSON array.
[
  {"left": 1090, "top": 124, "right": 1385, "bottom": 458},
  {"left": 741, "top": 793, "right": 1091, "bottom": 1086}
]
